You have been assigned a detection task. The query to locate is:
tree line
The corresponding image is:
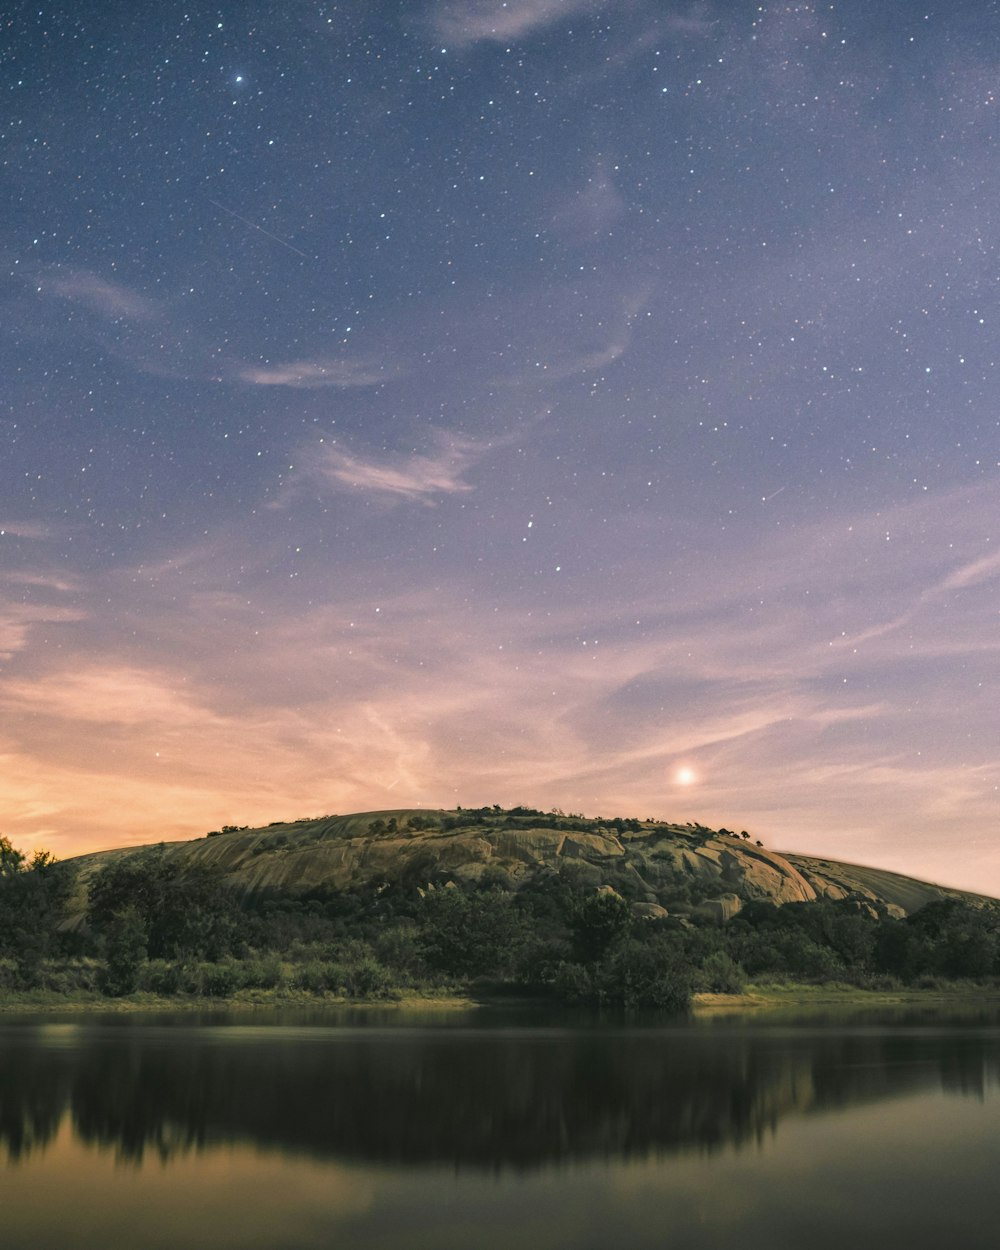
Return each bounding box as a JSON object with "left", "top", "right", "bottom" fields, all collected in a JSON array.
[{"left": 2, "top": 834, "right": 1000, "bottom": 1008}]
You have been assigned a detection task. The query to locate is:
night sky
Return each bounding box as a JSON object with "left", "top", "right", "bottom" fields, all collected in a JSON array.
[{"left": 3, "top": 1, "right": 999, "bottom": 892}]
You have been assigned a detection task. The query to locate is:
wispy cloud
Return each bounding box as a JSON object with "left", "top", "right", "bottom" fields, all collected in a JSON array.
[
  {"left": 237, "top": 357, "right": 388, "bottom": 389},
  {"left": 940, "top": 550, "right": 1000, "bottom": 592},
  {"left": 5, "top": 571, "right": 79, "bottom": 593},
  {"left": 0, "top": 600, "right": 84, "bottom": 662},
  {"left": 0, "top": 520, "right": 55, "bottom": 540},
  {"left": 305, "top": 433, "right": 491, "bottom": 503},
  {"left": 2, "top": 476, "right": 999, "bottom": 890},
  {"left": 550, "top": 161, "right": 626, "bottom": 243},
  {"left": 3, "top": 665, "right": 204, "bottom": 727},
  {"left": 430, "top": 0, "right": 607, "bottom": 46},
  {"left": 37, "top": 269, "right": 160, "bottom": 322}
]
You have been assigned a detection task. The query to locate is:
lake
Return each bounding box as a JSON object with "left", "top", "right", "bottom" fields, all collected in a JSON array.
[{"left": 2, "top": 1003, "right": 999, "bottom": 1249}]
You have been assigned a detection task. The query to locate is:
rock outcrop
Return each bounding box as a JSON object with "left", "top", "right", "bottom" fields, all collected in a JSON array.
[{"left": 64, "top": 808, "right": 992, "bottom": 919}]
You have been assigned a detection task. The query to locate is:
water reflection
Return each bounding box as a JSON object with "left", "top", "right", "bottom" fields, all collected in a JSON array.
[{"left": 2, "top": 1011, "right": 999, "bottom": 1169}]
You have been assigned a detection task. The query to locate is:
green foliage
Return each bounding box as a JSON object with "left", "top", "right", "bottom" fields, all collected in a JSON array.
[
  {"left": 239, "top": 954, "right": 285, "bottom": 989},
  {"left": 596, "top": 938, "right": 693, "bottom": 1012},
  {"left": 98, "top": 906, "right": 147, "bottom": 996},
  {"left": 292, "top": 954, "right": 394, "bottom": 998},
  {"left": 88, "top": 849, "right": 242, "bottom": 961},
  {"left": 199, "top": 961, "right": 243, "bottom": 997},
  {"left": 373, "top": 924, "right": 427, "bottom": 982},
  {"left": 699, "top": 951, "right": 748, "bottom": 994},
  {"left": 570, "top": 891, "right": 633, "bottom": 964},
  {"left": 0, "top": 835, "right": 26, "bottom": 878},
  {"left": 721, "top": 895, "right": 1000, "bottom": 986},
  {"left": 547, "top": 928, "right": 692, "bottom": 1012},
  {"left": 20, "top": 809, "right": 1000, "bottom": 1003},
  {"left": 0, "top": 838, "right": 77, "bottom": 986},
  {"left": 551, "top": 960, "right": 593, "bottom": 1002},
  {"left": 419, "top": 887, "right": 526, "bottom": 978},
  {"left": 512, "top": 933, "right": 574, "bottom": 990}
]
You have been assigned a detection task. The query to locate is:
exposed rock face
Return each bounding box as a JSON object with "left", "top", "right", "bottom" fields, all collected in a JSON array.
[
  {"left": 65, "top": 809, "right": 991, "bottom": 918},
  {"left": 693, "top": 893, "right": 743, "bottom": 924}
]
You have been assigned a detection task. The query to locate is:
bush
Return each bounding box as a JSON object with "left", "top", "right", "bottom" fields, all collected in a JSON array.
[
  {"left": 199, "top": 961, "right": 244, "bottom": 997},
  {"left": 98, "top": 906, "right": 147, "bottom": 997},
  {"left": 140, "top": 960, "right": 197, "bottom": 995},
  {"left": 699, "top": 951, "right": 747, "bottom": 994},
  {"left": 374, "top": 925, "right": 427, "bottom": 982},
  {"left": 552, "top": 961, "right": 593, "bottom": 1003},
  {"left": 420, "top": 888, "right": 526, "bottom": 978},
  {"left": 294, "top": 961, "right": 346, "bottom": 993},
  {"left": 240, "top": 955, "right": 285, "bottom": 989},
  {"left": 343, "top": 958, "right": 394, "bottom": 998},
  {"left": 512, "top": 935, "right": 574, "bottom": 990},
  {"left": 569, "top": 891, "right": 633, "bottom": 964},
  {"left": 596, "top": 940, "right": 692, "bottom": 1012}
]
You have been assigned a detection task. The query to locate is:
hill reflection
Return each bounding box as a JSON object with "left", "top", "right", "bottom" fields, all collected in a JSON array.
[{"left": 2, "top": 1014, "right": 998, "bottom": 1169}]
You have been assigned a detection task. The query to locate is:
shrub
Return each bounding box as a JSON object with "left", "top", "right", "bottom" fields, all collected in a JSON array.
[
  {"left": 552, "top": 961, "right": 593, "bottom": 1003},
  {"left": 198, "top": 961, "right": 243, "bottom": 997},
  {"left": 597, "top": 940, "right": 692, "bottom": 1012},
  {"left": 569, "top": 891, "right": 633, "bottom": 964},
  {"left": 240, "top": 955, "right": 285, "bottom": 989},
  {"left": 294, "top": 961, "right": 346, "bottom": 993},
  {"left": 98, "top": 906, "right": 147, "bottom": 997},
  {"left": 699, "top": 951, "right": 747, "bottom": 994},
  {"left": 420, "top": 888, "right": 526, "bottom": 978},
  {"left": 343, "top": 958, "right": 394, "bottom": 998},
  {"left": 140, "top": 960, "right": 199, "bottom": 995},
  {"left": 374, "top": 926, "right": 427, "bottom": 981}
]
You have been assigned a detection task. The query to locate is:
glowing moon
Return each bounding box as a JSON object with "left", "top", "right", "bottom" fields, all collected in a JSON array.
[{"left": 675, "top": 766, "right": 697, "bottom": 786}]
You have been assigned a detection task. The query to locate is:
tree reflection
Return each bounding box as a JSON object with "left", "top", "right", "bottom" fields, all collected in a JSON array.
[{"left": 1, "top": 1017, "right": 998, "bottom": 1169}]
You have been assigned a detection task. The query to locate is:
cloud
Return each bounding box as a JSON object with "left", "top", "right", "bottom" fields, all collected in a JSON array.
[
  {"left": 0, "top": 520, "right": 55, "bottom": 540},
  {"left": 3, "top": 665, "right": 204, "bottom": 727},
  {"left": 489, "top": 279, "right": 649, "bottom": 387},
  {"left": 237, "top": 358, "right": 388, "bottom": 389},
  {"left": 305, "top": 434, "right": 491, "bottom": 503},
  {"left": 430, "top": 0, "right": 607, "bottom": 46},
  {"left": 940, "top": 550, "right": 1000, "bottom": 592},
  {"left": 429, "top": 1, "right": 713, "bottom": 54},
  {"left": 550, "top": 161, "right": 626, "bottom": 242},
  {"left": 0, "top": 599, "right": 84, "bottom": 662},
  {"left": 3, "top": 475, "right": 999, "bottom": 891},
  {"left": 37, "top": 269, "right": 160, "bottom": 321}
]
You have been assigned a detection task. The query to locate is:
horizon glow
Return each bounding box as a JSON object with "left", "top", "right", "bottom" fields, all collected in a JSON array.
[{"left": 2, "top": 1, "right": 999, "bottom": 896}]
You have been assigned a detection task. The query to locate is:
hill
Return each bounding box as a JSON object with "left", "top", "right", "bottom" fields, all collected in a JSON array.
[{"left": 65, "top": 806, "right": 992, "bottom": 921}]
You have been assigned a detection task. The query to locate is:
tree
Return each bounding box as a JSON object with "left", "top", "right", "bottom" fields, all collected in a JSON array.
[
  {"left": 98, "top": 906, "right": 147, "bottom": 996},
  {"left": 420, "top": 887, "right": 525, "bottom": 978},
  {"left": 570, "top": 890, "right": 633, "bottom": 965},
  {"left": 0, "top": 835, "right": 26, "bottom": 878},
  {"left": 88, "top": 849, "right": 241, "bottom": 962},
  {"left": 0, "top": 837, "right": 76, "bottom": 986},
  {"left": 593, "top": 937, "right": 693, "bottom": 1011}
]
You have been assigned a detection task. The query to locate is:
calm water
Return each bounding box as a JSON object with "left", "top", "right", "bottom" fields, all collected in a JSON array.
[{"left": 2, "top": 1004, "right": 1000, "bottom": 1250}]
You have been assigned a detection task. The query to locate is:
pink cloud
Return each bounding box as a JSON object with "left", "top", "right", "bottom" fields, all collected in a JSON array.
[
  {"left": 305, "top": 435, "right": 489, "bottom": 502},
  {"left": 38, "top": 269, "right": 160, "bottom": 321},
  {"left": 431, "top": 0, "right": 606, "bottom": 45},
  {"left": 237, "top": 358, "right": 387, "bottom": 389}
]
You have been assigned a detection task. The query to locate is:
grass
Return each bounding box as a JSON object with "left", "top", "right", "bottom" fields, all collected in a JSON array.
[
  {"left": 0, "top": 985, "right": 480, "bottom": 1014},
  {"left": 692, "top": 980, "right": 1000, "bottom": 1015},
  {"left": 4, "top": 979, "right": 1000, "bottom": 1017}
]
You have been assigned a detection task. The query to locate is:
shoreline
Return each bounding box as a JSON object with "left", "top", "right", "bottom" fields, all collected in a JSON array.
[{"left": 2, "top": 982, "right": 1000, "bottom": 1017}]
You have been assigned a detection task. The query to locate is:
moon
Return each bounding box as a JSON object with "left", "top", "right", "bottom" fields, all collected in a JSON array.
[{"left": 675, "top": 766, "right": 697, "bottom": 786}]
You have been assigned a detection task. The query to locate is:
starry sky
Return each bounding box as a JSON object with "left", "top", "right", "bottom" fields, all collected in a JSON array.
[{"left": 3, "top": 0, "right": 999, "bottom": 892}]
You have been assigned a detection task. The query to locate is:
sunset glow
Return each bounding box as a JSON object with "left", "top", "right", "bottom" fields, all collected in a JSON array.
[{"left": 3, "top": 1, "right": 999, "bottom": 896}]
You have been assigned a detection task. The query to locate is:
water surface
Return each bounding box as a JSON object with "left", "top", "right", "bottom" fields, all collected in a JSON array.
[{"left": 2, "top": 1005, "right": 999, "bottom": 1249}]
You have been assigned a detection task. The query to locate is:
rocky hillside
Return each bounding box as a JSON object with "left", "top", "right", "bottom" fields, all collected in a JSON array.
[{"left": 65, "top": 806, "right": 992, "bottom": 920}]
